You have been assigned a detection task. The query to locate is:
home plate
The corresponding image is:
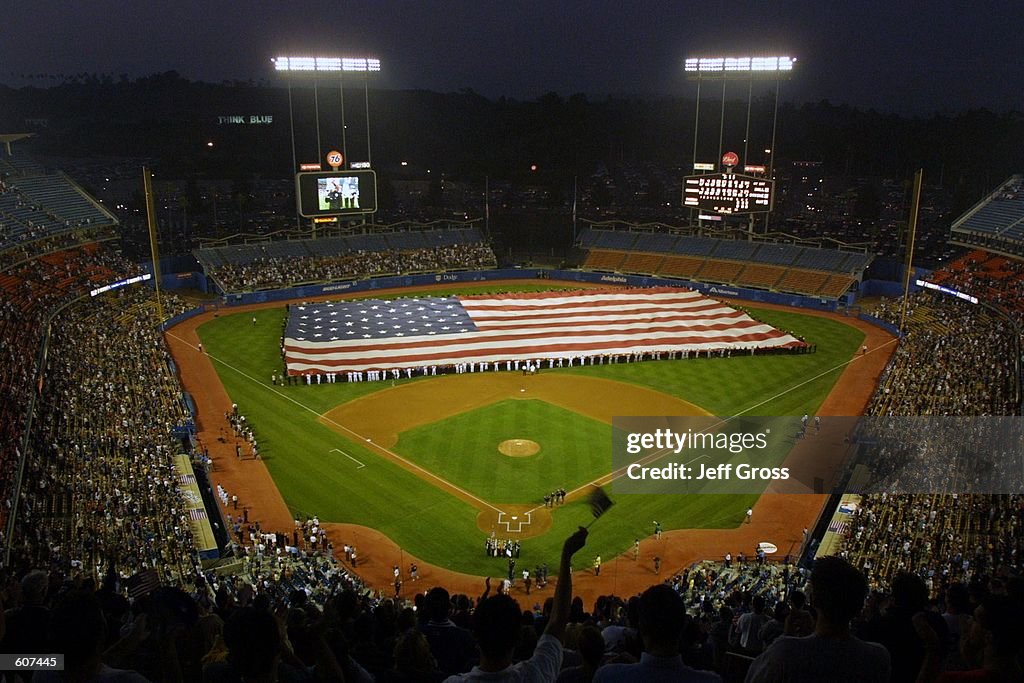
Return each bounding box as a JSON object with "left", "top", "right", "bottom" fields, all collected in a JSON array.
[
  {"left": 512, "top": 516, "right": 518, "bottom": 520},
  {"left": 520, "top": 389, "right": 525, "bottom": 392}
]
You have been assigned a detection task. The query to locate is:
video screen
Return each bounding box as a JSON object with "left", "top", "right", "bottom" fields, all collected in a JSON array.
[
  {"left": 318, "top": 176, "right": 362, "bottom": 211},
  {"left": 296, "top": 170, "right": 377, "bottom": 217}
]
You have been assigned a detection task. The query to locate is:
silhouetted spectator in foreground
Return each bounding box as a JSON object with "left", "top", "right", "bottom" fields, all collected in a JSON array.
[
  {"left": 421, "top": 587, "right": 476, "bottom": 676},
  {"left": 860, "top": 571, "right": 948, "bottom": 682},
  {"left": 934, "top": 594, "right": 1024, "bottom": 683},
  {"left": 34, "top": 590, "right": 152, "bottom": 683},
  {"left": 378, "top": 628, "right": 446, "bottom": 683},
  {"left": 1, "top": 569, "right": 51, "bottom": 676},
  {"left": 593, "top": 584, "right": 721, "bottom": 682},
  {"left": 444, "top": 526, "right": 588, "bottom": 682},
  {"left": 745, "top": 556, "right": 890, "bottom": 682},
  {"left": 556, "top": 625, "right": 604, "bottom": 683}
]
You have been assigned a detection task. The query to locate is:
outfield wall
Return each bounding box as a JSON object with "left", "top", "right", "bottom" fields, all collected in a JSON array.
[{"left": 213, "top": 268, "right": 850, "bottom": 311}]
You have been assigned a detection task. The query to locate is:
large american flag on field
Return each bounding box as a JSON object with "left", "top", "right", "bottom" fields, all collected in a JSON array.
[{"left": 283, "top": 286, "right": 804, "bottom": 375}]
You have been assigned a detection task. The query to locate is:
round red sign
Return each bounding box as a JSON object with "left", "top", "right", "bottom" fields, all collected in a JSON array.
[{"left": 722, "top": 151, "right": 739, "bottom": 167}]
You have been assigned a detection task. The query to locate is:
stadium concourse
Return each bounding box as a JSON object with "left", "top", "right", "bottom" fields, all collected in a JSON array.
[{"left": 1, "top": 231, "right": 1022, "bottom": 680}]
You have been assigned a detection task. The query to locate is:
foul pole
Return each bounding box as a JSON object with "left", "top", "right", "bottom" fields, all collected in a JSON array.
[
  {"left": 899, "top": 169, "right": 923, "bottom": 335},
  {"left": 143, "top": 166, "right": 164, "bottom": 324}
]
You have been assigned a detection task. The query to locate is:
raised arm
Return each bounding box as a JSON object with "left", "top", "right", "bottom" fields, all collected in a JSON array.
[{"left": 543, "top": 527, "right": 588, "bottom": 641}]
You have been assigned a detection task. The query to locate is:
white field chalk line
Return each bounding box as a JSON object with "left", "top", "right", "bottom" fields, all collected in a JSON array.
[{"left": 330, "top": 448, "right": 366, "bottom": 469}]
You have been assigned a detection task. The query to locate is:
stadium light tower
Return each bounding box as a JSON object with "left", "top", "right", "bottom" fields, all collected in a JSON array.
[
  {"left": 685, "top": 56, "right": 794, "bottom": 179},
  {"left": 271, "top": 55, "right": 382, "bottom": 171}
]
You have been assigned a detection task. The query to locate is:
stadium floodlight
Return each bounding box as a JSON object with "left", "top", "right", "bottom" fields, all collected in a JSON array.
[
  {"left": 684, "top": 55, "right": 795, "bottom": 79},
  {"left": 272, "top": 56, "right": 381, "bottom": 73}
]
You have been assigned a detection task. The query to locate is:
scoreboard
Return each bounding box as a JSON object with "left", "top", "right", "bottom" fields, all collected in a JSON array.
[
  {"left": 295, "top": 170, "right": 377, "bottom": 217},
  {"left": 683, "top": 173, "right": 774, "bottom": 214}
]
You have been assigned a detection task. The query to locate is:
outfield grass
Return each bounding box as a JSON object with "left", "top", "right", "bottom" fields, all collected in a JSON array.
[{"left": 194, "top": 286, "right": 864, "bottom": 575}]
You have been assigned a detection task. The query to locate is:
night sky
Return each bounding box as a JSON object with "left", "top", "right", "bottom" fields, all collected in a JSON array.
[{"left": 3, "top": 1, "right": 1021, "bottom": 114}]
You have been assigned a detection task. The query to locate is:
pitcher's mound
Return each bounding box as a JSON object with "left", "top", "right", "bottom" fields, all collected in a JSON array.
[{"left": 498, "top": 439, "right": 540, "bottom": 457}]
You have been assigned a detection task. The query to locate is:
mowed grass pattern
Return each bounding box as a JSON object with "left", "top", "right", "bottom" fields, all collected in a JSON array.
[
  {"left": 393, "top": 399, "right": 610, "bottom": 504},
  {"left": 195, "top": 287, "right": 866, "bottom": 574}
]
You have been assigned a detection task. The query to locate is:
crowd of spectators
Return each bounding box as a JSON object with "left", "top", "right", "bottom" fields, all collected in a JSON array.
[
  {"left": 933, "top": 249, "right": 1024, "bottom": 325},
  {"left": 9, "top": 285, "right": 195, "bottom": 581},
  {"left": 209, "top": 243, "right": 497, "bottom": 292},
  {"left": 853, "top": 416, "right": 1022, "bottom": 494},
  {"left": 864, "top": 291, "right": 1018, "bottom": 416},
  {"left": 839, "top": 493, "right": 1022, "bottom": 597},
  {"left": 0, "top": 245, "right": 140, "bottom": 544}
]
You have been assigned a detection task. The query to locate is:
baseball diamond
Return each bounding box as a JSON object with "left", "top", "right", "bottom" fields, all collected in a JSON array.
[{"left": 167, "top": 279, "right": 893, "bottom": 596}]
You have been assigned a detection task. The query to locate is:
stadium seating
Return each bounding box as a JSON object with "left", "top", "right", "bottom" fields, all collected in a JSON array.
[
  {"left": 752, "top": 243, "right": 800, "bottom": 266},
  {"left": 576, "top": 227, "right": 872, "bottom": 298},
  {"left": 385, "top": 230, "right": 429, "bottom": 250},
  {"left": 593, "top": 229, "right": 637, "bottom": 250},
  {"left": 631, "top": 231, "right": 679, "bottom": 253},
  {"left": 711, "top": 240, "right": 758, "bottom": 262},
  {"left": 658, "top": 254, "right": 705, "bottom": 278},
  {"left": 673, "top": 236, "right": 721, "bottom": 257},
  {"left": 583, "top": 249, "right": 627, "bottom": 271},
  {"left": 2, "top": 237, "right": 1023, "bottom": 683},
  {"left": 618, "top": 251, "right": 665, "bottom": 273},
  {"left": 736, "top": 263, "right": 786, "bottom": 289},
  {"left": 0, "top": 171, "right": 116, "bottom": 252},
  {"left": 11, "top": 174, "right": 113, "bottom": 226},
  {"left": 696, "top": 259, "right": 745, "bottom": 283},
  {"left": 950, "top": 175, "right": 1024, "bottom": 254},
  {"left": 775, "top": 269, "right": 831, "bottom": 294},
  {"left": 818, "top": 274, "right": 856, "bottom": 297},
  {"left": 794, "top": 246, "right": 851, "bottom": 272}
]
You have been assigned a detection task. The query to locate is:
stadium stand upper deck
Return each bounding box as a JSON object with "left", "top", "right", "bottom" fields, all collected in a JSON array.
[
  {"left": 577, "top": 226, "right": 872, "bottom": 298},
  {"left": 194, "top": 226, "right": 496, "bottom": 292},
  {"left": 0, "top": 149, "right": 118, "bottom": 252},
  {"left": 950, "top": 174, "right": 1024, "bottom": 257}
]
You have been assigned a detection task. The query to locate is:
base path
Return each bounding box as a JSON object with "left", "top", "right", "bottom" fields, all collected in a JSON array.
[{"left": 166, "top": 279, "right": 896, "bottom": 605}]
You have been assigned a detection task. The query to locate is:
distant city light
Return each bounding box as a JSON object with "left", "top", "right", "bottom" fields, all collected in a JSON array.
[
  {"left": 272, "top": 56, "right": 382, "bottom": 73},
  {"left": 685, "top": 56, "right": 795, "bottom": 73},
  {"left": 400, "top": 161, "right": 408, "bottom": 166},
  {"left": 530, "top": 164, "right": 538, "bottom": 171},
  {"left": 206, "top": 141, "right": 214, "bottom": 148}
]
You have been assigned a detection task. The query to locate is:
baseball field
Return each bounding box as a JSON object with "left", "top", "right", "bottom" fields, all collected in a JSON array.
[{"left": 187, "top": 282, "right": 869, "bottom": 579}]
